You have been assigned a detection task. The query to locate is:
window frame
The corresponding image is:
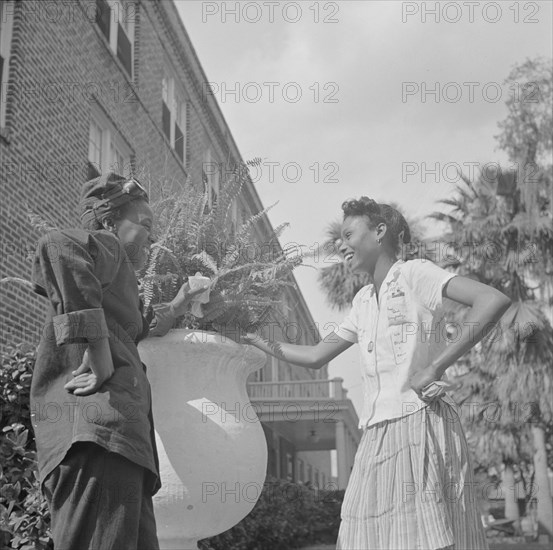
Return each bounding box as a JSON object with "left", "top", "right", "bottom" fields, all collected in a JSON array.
[
  {"left": 95, "top": 0, "right": 135, "bottom": 79},
  {"left": 0, "top": 0, "right": 15, "bottom": 131},
  {"left": 203, "top": 147, "right": 220, "bottom": 209},
  {"left": 88, "top": 104, "right": 133, "bottom": 178},
  {"left": 161, "top": 73, "right": 187, "bottom": 164}
]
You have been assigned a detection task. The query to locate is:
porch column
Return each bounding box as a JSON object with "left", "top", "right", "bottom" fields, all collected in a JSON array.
[
  {"left": 275, "top": 435, "right": 281, "bottom": 479},
  {"left": 335, "top": 420, "right": 348, "bottom": 489}
]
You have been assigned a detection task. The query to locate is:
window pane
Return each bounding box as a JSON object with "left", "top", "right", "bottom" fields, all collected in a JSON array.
[
  {"left": 87, "top": 161, "right": 101, "bottom": 180},
  {"left": 117, "top": 22, "right": 132, "bottom": 76},
  {"left": 174, "top": 123, "right": 184, "bottom": 162},
  {"left": 121, "top": 3, "right": 134, "bottom": 35},
  {"left": 88, "top": 121, "right": 102, "bottom": 168},
  {"left": 110, "top": 143, "right": 125, "bottom": 175},
  {"left": 177, "top": 101, "right": 187, "bottom": 129},
  {"left": 162, "top": 101, "right": 171, "bottom": 140},
  {"left": 95, "top": 0, "right": 111, "bottom": 40}
]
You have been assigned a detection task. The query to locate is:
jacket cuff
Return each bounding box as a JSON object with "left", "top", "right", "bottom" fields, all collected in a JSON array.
[
  {"left": 148, "top": 303, "right": 176, "bottom": 337},
  {"left": 52, "top": 308, "right": 109, "bottom": 346}
]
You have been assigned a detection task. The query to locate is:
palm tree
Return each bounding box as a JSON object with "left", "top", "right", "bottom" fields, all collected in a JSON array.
[
  {"left": 430, "top": 57, "right": 553, "bottom": 537},
  {"left": 430, "top": 167, "right": 553, "bottom": 538},
  {"left": 455, "top": 352, "right": 535, "bottom": 532},
  {"left": 496, "top": 57, "right": 553, "bottom": 539}
]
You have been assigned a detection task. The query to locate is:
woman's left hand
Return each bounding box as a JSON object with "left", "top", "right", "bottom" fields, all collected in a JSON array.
[{"left": 409, "top": 366, "right": 441, "bottom": 399}]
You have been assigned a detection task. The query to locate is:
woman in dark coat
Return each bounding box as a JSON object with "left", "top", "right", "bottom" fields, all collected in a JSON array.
[{"left": 31, "top": 173, "right": 207, "bottom": 550}]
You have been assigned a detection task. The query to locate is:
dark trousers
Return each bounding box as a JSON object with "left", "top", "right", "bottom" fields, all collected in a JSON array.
[{"left": 43, "top": 442, "right": 159, "bottom": 550}]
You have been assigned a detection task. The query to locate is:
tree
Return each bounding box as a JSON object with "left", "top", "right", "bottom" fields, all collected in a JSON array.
[
  {"left": 496, "top": 57, "right": 553, "bottom": 294},
  {"left": 496, "top": 58, "right": 552, "bottom": 168},
  {"left": 432, "top": 55, "right": 553, "bottom": 519},
  {"left": 431, "top": 162, "right": 553, "bottom": 535},
  {"left": 496, "top": 57, "right": 553, "bottom": 539}
]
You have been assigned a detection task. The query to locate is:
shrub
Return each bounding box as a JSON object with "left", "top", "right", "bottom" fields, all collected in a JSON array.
[
  {"left": 198, "top": 477, "right": 344, "bottom": 550},
  {"left": 0, "top": 345, "right": 51, "bottom": 550}
]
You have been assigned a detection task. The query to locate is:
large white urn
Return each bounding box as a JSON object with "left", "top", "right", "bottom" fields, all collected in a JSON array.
[{"left": 138, "top": 329, "right": 268, "bottom": 550}]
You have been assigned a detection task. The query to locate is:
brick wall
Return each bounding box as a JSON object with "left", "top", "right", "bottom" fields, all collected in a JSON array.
[
  {"left": 0, "top": 0, "right": 320, "bottom": 357},
  {"left": 1, "top": 1, "right": 222, "bottom": 346}
]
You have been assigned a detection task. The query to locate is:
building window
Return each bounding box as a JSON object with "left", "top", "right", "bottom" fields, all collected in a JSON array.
[
  {"left": 174, "top": 100, "right": 186, "bottom": 163},
  {"left": 95, "top": 0, "right": 135, "bottom": 78},
  {"left": 88, "top": 106, "right": 132, "bottom": 179},
  {"left": 161, "top": 77, "right": 171, "bottom": 140},
  {"left": 0, "top": 0, "right": 15, "bottom": 130},
  {"left": 252, "top": 367, "right": 264, "bottom": 383},
  {"left": 161, "top": 75, "right": 187, "bottom": 164},
  {"left": 203, "top": 147, "right": 219, "bottom": 209},
  {"left": 88, "top": 120, "right": 103, "bottom": 176}
]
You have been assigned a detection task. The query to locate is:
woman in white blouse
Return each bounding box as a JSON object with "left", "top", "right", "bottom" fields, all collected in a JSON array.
[{"left": 244, "top": 197, "right": 510, "bottom": 550}]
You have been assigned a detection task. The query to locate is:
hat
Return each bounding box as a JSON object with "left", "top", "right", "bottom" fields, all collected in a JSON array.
[{"left": 79, "top": 173, "right": 149, "bottom": 228}]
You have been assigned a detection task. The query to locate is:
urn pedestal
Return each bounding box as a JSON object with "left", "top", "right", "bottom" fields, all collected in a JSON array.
[{"left": 138, "top": 330, "right": 268, "bottom": 549}]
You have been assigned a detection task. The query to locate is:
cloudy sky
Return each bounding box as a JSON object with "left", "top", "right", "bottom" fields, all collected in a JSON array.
[{"left": 176, "top": 0, "right": 553, "bottom": 415}]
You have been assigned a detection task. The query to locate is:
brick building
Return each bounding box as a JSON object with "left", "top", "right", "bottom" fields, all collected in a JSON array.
[{"left": 0, "top": 0, "right": 359, "bottom": 490}]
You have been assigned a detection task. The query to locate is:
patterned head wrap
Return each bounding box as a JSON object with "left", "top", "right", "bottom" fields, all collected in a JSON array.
[{"left": 79, "top": 173, "right": 149, "bottom": 228}]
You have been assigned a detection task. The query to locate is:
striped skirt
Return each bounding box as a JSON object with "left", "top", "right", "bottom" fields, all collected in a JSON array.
[{"left": 336, "top": 400, "right": 488, "bottom": 550}]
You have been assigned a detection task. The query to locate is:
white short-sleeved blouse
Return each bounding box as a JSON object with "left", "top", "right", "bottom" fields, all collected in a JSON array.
[{"left": 336, "top": 259, "right": 457, "bottom": 428}]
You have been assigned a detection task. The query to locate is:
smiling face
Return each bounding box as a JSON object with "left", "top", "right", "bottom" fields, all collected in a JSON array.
[
  {"left": 340, "top": 215, "right": 385, "bottom": 274},
  {"left": 113, "top": 199, "right": 154, "bottom": 269}
]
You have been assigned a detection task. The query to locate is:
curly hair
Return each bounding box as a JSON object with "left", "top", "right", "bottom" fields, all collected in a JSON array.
[{"left": 341, "top": 196, "right": 411, "bottom": 254}]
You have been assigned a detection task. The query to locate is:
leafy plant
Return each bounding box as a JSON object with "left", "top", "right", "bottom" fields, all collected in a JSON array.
[
  {"left": 0, "top": 345, "right": 51, "bottom": 550},
  {"left": 198, "top": 477, "right": 344, "bottom": 550},
  {"left": 139, "top": 161, "right": 303, "bottom": 333}
]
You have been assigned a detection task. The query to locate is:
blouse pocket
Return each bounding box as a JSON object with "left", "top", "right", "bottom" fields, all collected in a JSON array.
[{"left": 386, "top": 289, "right": 413, "bottom": 365}]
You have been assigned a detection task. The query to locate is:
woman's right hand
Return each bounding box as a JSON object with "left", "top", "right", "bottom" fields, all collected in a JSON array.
[
  {"left": 64, "top": 340, "right": 114, "bottom": 396},
  {"left": 170, "top": 281, "right": 211, "bottom": 317}
]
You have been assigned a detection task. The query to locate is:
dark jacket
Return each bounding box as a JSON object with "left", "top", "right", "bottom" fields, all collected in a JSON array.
[{"left": 31, "top": 228, "right": 170, "bottom": 494}]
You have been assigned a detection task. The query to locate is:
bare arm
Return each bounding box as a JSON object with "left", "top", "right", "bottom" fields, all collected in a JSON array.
[
  {"left": 410, "top": 275, "right": 511, "bottom": 393},
  {"left": 244, "top": 331, "right": 354, "bottom": 370}
]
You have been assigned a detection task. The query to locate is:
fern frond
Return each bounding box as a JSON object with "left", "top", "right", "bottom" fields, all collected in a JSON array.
[
  {"left": 26, "top": 205, "right": 58, "bottom": 234},
  {"left": 191, "top": 252, "right": 219, "bottom": 275}
]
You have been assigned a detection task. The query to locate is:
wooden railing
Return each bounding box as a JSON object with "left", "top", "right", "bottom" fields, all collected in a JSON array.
[{"left": 247, "top": 378, "right": 347, "bottom": 400}]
